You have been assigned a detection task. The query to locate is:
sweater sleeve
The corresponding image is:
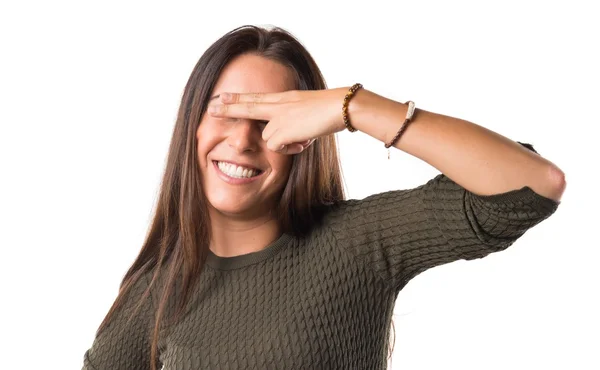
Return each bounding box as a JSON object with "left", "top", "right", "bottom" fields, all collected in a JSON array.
[
  {"left": 325, "top": 144, "right": 560, "bottom": 293},
  {"left": 82, "top": 272, "right": 156, "bottom": 370}
]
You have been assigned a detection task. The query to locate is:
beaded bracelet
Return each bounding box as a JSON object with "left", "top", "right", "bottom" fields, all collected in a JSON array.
[
  {"left": 342, "top": 83, "right": 363, "bottom": 132},
  {"left": 385, "top": 100, "right": 416, "bottom": 159}
]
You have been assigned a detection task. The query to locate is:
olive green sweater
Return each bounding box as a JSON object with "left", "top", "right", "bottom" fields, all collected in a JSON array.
[{"left": 82, "top": 156, "right": 559, "bottom": 369}]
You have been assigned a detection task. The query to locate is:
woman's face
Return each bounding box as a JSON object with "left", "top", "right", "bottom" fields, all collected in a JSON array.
[{"left": 196, "top": 53, "right": 295, "bottom": 219}]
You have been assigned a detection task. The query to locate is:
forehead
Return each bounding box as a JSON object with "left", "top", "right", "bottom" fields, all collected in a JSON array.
[{"left": 212, "top": 54, "right": 296, "bottom": 95}]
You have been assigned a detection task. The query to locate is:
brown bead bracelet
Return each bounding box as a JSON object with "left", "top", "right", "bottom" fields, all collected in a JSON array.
[
  {"left": 385, "top": 100, "right": 416, "bottom": 159},
  {"left": 342, "top": 83, "right": 363, "bottom": 132}
]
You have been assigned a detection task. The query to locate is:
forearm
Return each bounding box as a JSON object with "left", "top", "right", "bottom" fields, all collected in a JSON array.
[{"left": 348, "top": 89, "right": 566, "bottom": 202}]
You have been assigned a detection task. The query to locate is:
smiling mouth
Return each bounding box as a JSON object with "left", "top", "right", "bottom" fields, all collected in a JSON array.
[{"left": 213, "top": 161, "right": 264, "bottom": 179}]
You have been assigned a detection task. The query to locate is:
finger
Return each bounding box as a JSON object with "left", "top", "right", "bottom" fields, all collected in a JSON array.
[
  {"left": 266, "top": 130, "right": 308, "bottom": 151},
  {"left": 299, "top": 138, "right": 315, "bottom": 148},
  {"left": 265, "top": 127, "right": 313, "bottom": 152},
  {"left": 274, "top": 143, "right": 304, "bottom": 155},
  {"left": 274, "top": 140, "right": 313, "bottom": 153},
  {"left": 268, "top": 140, "right": 286, "bottom": 153},
  {"left": 259, "top": 115, "right": 314, "bottom": 151},
  {"left": 209, "top": 102, "right": 273, "bottom": 120},
  {"left": 262, "top": 123, "right": 277, "bottom": 142},
  {"left": 220, "top": 92, "right": 284, "bottom": 104},
  {"left": 284, "top": 143, "right": 305, "bottom": 155}
]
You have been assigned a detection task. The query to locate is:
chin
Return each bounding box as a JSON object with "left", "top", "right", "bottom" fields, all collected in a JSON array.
[{"left": 207, "top": 194, "right": 256, "bottom": 216}]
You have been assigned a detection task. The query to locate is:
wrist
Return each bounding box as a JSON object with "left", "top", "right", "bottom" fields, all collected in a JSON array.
[{"left": 345, "top": 88, "right": 374, "bottom": 132}]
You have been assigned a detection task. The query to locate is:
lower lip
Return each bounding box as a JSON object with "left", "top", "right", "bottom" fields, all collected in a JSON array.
[{"left": 212, "top": 161, "right": 264, "bottom": 185}]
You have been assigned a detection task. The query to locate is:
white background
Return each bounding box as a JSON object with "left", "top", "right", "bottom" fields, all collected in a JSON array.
[{"left": 1, "top": 1, "right": 597, "bottom": 369}]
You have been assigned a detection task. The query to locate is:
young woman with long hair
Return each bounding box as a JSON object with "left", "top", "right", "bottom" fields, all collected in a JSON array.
[{"left": 82, "top": 25, "right": 565, "bottom": 370}]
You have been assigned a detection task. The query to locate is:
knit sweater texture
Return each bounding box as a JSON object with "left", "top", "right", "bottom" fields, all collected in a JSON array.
[{"left": 82, "top": 159, "right": 560, "bottom": 369}]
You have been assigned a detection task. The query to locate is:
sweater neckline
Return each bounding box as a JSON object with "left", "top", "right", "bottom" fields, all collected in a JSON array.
[{"left": 206, "top": 233, "right": 293, "bottom": 271}]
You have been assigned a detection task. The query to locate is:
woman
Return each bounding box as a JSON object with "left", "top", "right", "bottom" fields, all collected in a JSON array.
[{"left": 82, "top": 25, "right": 565, "bottom": 369}]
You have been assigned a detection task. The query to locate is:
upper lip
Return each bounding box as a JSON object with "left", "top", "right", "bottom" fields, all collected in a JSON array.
[{"left": 213, "top": 159, "right": 263, "bottom": 172}]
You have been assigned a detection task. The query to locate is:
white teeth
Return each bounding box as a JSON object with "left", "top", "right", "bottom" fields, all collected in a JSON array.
[{"left": 216, "top": 161, "right": 259, "bottom": 179}]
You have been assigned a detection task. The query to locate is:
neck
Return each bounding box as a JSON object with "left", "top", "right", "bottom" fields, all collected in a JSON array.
[{"left": 208, "top": 207, "right": 283, "bottom": 258}]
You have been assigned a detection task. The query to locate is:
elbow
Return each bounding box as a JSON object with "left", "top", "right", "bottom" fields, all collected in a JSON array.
[{"left": 546, "top": 164, "right": 567, "bottom": 203}]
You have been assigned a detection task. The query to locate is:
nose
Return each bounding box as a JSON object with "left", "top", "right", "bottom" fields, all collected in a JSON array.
[{"left": 226, "top": 119, "right": 261, "bottom": 153}]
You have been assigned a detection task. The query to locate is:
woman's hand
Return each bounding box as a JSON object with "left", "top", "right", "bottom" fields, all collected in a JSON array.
[{"left": 208, "top": 88, "right": 351, "bottom": 155}]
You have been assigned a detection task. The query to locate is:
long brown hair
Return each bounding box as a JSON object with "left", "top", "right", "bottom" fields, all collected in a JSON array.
[{"left": 95, "top": 25, "right": 395, "bottom": 369}]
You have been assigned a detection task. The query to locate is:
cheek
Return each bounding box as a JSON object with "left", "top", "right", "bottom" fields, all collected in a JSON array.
[
  {"left": 196, "top": 122, "right": 220, "bottom": 164},
  {"left": 196, "top": 130, "right": 207, "bottom": 164},
  {"left": 268, "top": 153, "right": 293, "bottom": 178}
]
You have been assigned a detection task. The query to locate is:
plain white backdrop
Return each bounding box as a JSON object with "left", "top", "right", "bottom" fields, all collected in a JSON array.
[{"left": 0, "top": 1, "right": 597, "bottom": 369}]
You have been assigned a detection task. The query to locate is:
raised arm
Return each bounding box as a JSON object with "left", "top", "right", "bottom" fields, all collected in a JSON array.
[
  {"left": 348, "top": 89, "right": 566, "bottom": 202},
  {"left": 208, "top": 86, "right": 566, "bottom": 204},
  {"left": 332, "top": 89, "right": 565, "bottom": 291}
]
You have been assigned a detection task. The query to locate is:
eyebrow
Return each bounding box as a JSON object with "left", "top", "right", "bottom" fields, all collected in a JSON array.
[{"left": 210, "top": 94, "right": 220, "bottom": 101}]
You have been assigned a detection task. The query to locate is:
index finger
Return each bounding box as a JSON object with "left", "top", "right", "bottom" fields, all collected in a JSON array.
[
  {"left": 220, "top": 92, "right": 284, "bottom": 104},
  {"left": 208, "top": 101, "right": 273, "bottom": 121}
]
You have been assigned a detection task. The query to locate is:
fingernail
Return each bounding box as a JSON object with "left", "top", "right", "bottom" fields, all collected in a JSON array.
[
  {"left": 209, "top": 105, "right": 221, "bottom": 114},
  {"left": 221, "top": 93, "right": 232, "bottom": 101},
  {"left": 277, "top": 144, "right": 285, "bottom": 151}
]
